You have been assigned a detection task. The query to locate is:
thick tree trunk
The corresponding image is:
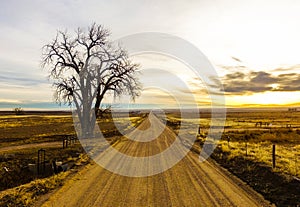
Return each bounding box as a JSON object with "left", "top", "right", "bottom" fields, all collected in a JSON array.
[
  {"left": 80, "top": 106, "right": 96, "bottom": 138},
  {"left": 79, "top": 76, "right": 95, "bottom": 138}
]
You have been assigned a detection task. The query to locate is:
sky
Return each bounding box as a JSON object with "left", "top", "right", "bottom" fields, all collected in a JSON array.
[{"left": 1, "top": 0, "right": 300, "bottom": 109}]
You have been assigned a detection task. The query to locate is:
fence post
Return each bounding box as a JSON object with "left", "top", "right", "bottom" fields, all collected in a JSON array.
[
  {"left": 63, "top": 138, "right": 68, "bottom": 149},
  {"left": 66, "top": 137, "right": 68, "bottom": 148},
  {"left": 272, "top": 144, "right": 276, "bottom": 169},
  {"left": 227, "top": 136, "right": 230, "bottom": 148},
  {"left": 295, "top": 154, "right": 298, "bottom": 176},
  {"left": 37, "top": 149, "right": 46, "bottom": 175}
]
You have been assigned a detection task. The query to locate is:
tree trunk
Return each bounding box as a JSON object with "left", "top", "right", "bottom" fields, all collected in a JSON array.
[
  {"left": 95, "top": 87, "right": 104, "bottom": 118},
  {"left": 79, "top": 76, "right": 95, "bottom": 138},
  {"left": 95, "top": 86, "right": 101, "bottom": 117}
]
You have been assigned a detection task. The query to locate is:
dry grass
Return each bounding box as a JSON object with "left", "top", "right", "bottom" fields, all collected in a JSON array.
[
  {"left": 167, "top": 110, "right": 300, "bottom": 177},
  {"left": 0, "top": 113, "right": 147, "bottom": 206},
  {"left": 0, "top": 153, "right": 90, "bottom": 207},
  {"left": 218, "top": 140, "right": 300, "bottom": 177},
  {"left": 0, "top": 115, "right": 75, "bottom": 148},
  {"left": 0, "top": 171, "right": 70, "bottom": 206},
  {"left": 0, "top": 112, "right": 147, "bottom": 190}
]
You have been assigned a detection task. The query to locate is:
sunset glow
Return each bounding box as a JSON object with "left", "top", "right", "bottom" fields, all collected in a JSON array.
[{"left": 1, "top": 0, "right": 300, "bottom": 109}]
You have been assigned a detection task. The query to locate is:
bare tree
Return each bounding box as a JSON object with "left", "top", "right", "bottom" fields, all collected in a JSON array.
[
  {"left": 42, "top": 23, "right": 141, "bottom": 137},
  {"left": 13, "top": 107, "right": 24, "bottom": 115}
]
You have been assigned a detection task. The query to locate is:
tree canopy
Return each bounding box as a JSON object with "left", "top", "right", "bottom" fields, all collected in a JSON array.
[{"left": 42, "top": 23, "right": 141, "bottom": 136}]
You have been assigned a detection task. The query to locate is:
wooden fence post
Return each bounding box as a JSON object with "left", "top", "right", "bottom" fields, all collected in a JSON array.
[
  {"left": 295, "top": 154, "right": 298, "bottom": 176},
  {"left": 37, "top": 149, "right": 45, "bottom": 175},
  {"left": 227, "top": 136, "right": 230, "bottom": 148},
  {"left": 272, "top": 144, "right": 276, "bottom": 169}
]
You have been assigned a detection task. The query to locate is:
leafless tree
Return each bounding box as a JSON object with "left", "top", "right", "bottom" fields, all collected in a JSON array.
[
  {"left": 42, "top": 23, "right": 141, "bottom": 137},
  {"left": 13, "top": 107, "right": 24, "bottom": 115}
]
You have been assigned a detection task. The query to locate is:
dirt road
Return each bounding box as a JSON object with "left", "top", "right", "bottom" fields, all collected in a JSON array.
[{"left": 42, "top": 113, "right": 271, "bottom": 207}]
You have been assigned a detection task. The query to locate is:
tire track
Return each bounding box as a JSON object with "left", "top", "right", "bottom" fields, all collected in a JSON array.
[{"left": 42, "top": 112, "right": 272, "bottom": 207}]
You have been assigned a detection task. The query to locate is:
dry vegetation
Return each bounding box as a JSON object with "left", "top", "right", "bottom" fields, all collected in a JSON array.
[
  {"left": 0, "top": 110, "right": 299, "bottom": 206},
  {"left": 0, "top": 115, "right": 75, "bottom": 148},
  {"left": 217, "top": 140, "right": 300, "bottom": 177},
  {"left": 167, "top": 110, "right": 300, "bottom": 177},
  {"left": 0, "top": 154, "right": 90, "bottom": 207},
  {"left": 0, "top": 111, "right": 146, "bottom": 206},
  {"left": 166, "top": 109, "right": 300, "bottom": 206}
]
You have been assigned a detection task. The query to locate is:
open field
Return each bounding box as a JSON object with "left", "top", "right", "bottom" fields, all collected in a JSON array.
[
  {"left": 0, "top": 109, "right": 299, "bottom": 206},
  {"left": 167, "top": 109, "right": 300, "bottom": 176},
  {"left": 0, "top": 111, "right": 146, "bottom": 195},
  {"left": 0, "top": 114, "right": 75, "bottom": 148},
  {"left": 166, "top": 109, "right": 300, "bottom": 206},
  {"left": 41, "top": 113, "right": 271, "bottom": 207}
]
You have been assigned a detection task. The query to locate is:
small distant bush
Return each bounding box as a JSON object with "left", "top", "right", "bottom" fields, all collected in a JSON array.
[{"left": 13, "top": 107, "right": 24, "bottom": 115}]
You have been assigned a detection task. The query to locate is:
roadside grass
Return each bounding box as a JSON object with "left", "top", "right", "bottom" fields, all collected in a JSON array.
[
  {"left": 97, "top": 113, "right": 147, "bottom": 139},
  {"left": 0, "top": 144, "right": 84, "bottom": 191},
  {"left": 217, "top": 140, "right": 300, "bottom": 177},
  {"left": 165, "top": 111, "right": 300, "bottom": 177},
  {"left": 0, "top": 154, "right": 90, "bottom": 207},
  {"left": 166, "top": 111, "right": 300, "bottom": 206},
  {"left": 0, "top": 112, "right": 147, "bottom": 202},
  {"left": 0, "top": 171, "right": 70, "bottom": 206},
  {"left": 129, "top": 115, "right": 147, "bottom": 128},
  {"left": 211, "top": 141, "right": 300, "bottom": 206}
]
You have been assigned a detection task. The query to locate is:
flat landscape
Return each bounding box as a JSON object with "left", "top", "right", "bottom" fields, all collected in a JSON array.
[
  {"left": 41, "top": 113, "right": 270, "bottom": 207},
  {"left": 0, "top": 109, "right": 299, "bottom": 206},
  {"left": 2, "top": 1, "right": 300, "bottom": 207}
]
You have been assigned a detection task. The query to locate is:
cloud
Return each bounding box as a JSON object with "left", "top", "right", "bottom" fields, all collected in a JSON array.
[
  {"left": 217, "top": 70, "right": 300, "bottom": 95},
  {"left": 250, "top": 71, "right": 277, "bottom": 84},
  {"left": 271, "top": 64, "right": 300, "bottom": 73},
  {"left": 2, "top": 0, "right": 300, "bottom": 107},
  {"left": 224, "top": 72, "right": 245, "bottom": 80},
  {"left": 231, "top": 56, "right": 242, "bottom": 63},
  {"left": 225, "top": 84, "right": 272, "bottom": 94},
  {"left": 0, "top": 75, "right": 47, "bottom": 86},
  {"left": 273, "top": 74, "right": 300, "bottom": 91}
]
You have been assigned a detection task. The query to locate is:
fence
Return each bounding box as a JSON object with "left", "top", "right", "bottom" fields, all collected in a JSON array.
[
  {"left": 218, "top": 140, "right": 299, "bottom": 177},
  {"left": 62, "top": 136, "right": 78, "bottom": 149}
]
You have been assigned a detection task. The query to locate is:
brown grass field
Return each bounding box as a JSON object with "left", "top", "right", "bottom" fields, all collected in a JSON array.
[
  {"left": 0, "top": 109, "right": 299, "bottom": 206},
  {"left": 166, "top": 109, "right": 300, "bottom": 206}
]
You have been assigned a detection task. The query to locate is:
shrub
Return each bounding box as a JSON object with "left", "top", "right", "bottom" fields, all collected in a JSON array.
[{"left": 13, "top": 107, "right": 24, "bottom": 115}]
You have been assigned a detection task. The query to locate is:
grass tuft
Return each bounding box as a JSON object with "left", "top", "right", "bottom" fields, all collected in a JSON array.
[{"left": 0, "top": 171, "right": 69, "bottom": 206}]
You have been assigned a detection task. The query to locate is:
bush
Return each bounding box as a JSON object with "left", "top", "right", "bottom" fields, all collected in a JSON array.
[{"left": 13, "top": 107, "right": 24, "bottom": 115}]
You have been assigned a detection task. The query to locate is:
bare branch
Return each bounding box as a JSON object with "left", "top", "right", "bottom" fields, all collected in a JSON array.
[{"left": 42, "top": 23, "right": 141, "bottom": 136}]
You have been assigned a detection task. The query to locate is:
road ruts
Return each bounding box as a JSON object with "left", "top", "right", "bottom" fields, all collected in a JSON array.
[{"left": 41, "top": 113, "right": 272, "bottom": 207}]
